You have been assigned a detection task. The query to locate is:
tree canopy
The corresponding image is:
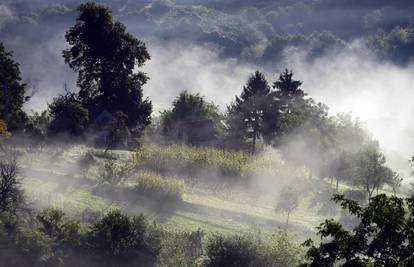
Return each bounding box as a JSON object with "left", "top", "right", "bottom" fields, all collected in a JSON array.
[
  {"left": 63, "top": 2, "right": 152, "bottom": 134},
  {"left": 0, "top": 43, "right": 28, "bottom": 131},
  {"left": 226, "top": 71, "right": 275, "bottom": 153},
  {"left": 302, "top": 194, "right": 414, "bottom": 267},
  {"left": 161, "top": 91, "right": 221, "bottom": 145}
]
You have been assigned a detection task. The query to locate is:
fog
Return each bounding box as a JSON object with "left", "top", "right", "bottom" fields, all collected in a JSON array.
[
  {"left": 1, "top": 0, "right": 413, "bottom": 177},
  {"left": 285, "top": 41, "right": 414, "bottom": 176},
  {"left": 10, "top": 36, "right": 414, "bottom": 177}
]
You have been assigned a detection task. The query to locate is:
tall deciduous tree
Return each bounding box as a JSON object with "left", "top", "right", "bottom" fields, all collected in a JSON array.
[
  {"left": 351, "top": 144, "right": 395, "bottom": 200},
  {"left": 0, "top": 43, "right": 28, "bottom": 131},
  {"left": 161, "top": 91, "right": 221, "bottom": 145},
  {"left": 63, "top": 2, "right": 152, "bottom": 134},
  {"left": 301, "top": 194, "right": 414, "bottom": 267}
]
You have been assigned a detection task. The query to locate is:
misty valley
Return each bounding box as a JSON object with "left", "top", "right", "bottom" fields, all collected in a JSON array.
[{"left": 1, "top": 1, "right": 414, "bottom": 267}]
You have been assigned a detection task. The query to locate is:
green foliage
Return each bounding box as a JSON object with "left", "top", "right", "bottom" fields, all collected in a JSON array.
[
  {"left": 25, "top": 111, "right": 50, "bottom": 145},
  {"left": 161, "top": 91, "right": 221, "bottom": 146},
  {"left": 98, "top": 159, "right": 134, "bottom": 186},
  {"left": 0, "top": 120, "right": 11, "bottom": 139},
  {"left": 302, "top": 194, "right": 414, "bottom": 267},
  {"left": 273, "top": 69, "right": 305, "bottom": 115},
  {"left": 48, "top": 91, "right": 89, "bottom": 137},
  {"left": 0, "top": 212, "right": 53, "bottom": 267},
  {"left": 88, "top": 209, "right": 161, "bottom": 265},
  {"left": 205, "top": 234, "right": 259, "bottom": 267},
  {"left": 226, "top": 71, "right": 275, "bottom": 154},
  {"left": 157, "top": 229, "right": 204, "bottom": 267},
  {"left": 133, "top": 172, "right": 185, "bottom": 204},
  {"left": 349, "top": 144, "right": 395, "bottom": 198},
  {"left": 104, "top": 111, "right": 131, "bottom": 151},
  {"left": 135, "top": 144, "right": 250, "bottom": 181},
  {"left": 63, "top": 2, "right": 152, "bottom": 132},
  {"left": 275, "top": 186, "right": 299, "bottom": 227},
  {"left": 206, "top": 231, "right": 304, "bottom": 267},
  {"left": 0, "top": 43, "right": 28, "bottom": 131}
]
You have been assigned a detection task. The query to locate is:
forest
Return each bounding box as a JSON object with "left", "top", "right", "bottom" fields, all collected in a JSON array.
[{"left": 1, "top": 1, "right": 414, "bottom": 267}]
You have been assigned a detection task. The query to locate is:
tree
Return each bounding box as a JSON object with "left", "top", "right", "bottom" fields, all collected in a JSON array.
[
  {"left": 223, "top": 102, "right": 250, "bottom": 150},
  {"left": 275, "top": 186, "right": 299, "bottom": 227},
  {"left": 48, "top": 91, "right": 89, "bottom": 137},
  {"left": 0, "top": 43, "right": 28, "bottom": 131},
  {"left": 228, "top": 71, "right": 275, "bottom": 154},
  {"left": 301, "top": 194, "right": 414, "bottom": 267},
  {"left": 161, "top": 91, "right": 221, "bottom": 145},
  {"left": 104, "top": 111, "right": 131, "bottom": 152},
  {"left": 350, "top": 144, "right": 395, "bottom": 200},
  {"left": 0, "top": 120, "right": 11, "bottom": 141},
  {"left": 63, "top": 2, "right": 152, "bottom": 134},
  {"left": 25, "top": 111, "right": 50, "bottom": 148},
  {"left": 277, "top": 99, "right": 336, "bottom": 179},
  {"left": 0, "top": 158, "right": 25, "bottom": 214},
  {"left": 273, "top": 69, "right": 305, "bottom": 115}
]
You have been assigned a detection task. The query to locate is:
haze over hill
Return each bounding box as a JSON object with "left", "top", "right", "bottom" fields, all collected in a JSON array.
[{"left": 1, "top": 0, "right": 414, "bottom": 175}]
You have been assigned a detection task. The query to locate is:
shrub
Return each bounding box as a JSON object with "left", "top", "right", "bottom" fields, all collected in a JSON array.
[
  {"left": 133, "top": 172, "right": 184, "bottom": 204},
  {"left": 205, "top": 234, "right": 259, "bottom": 267},
  {"left": 98, "top": 160, "right": 134, "bottom": 186},
  {"left": 88, "top": 209, "right": 161, "bottom": 266},
  {"left": 48, "top": 91, "right": 89, "bottom": 137},
  {"left": 206, "top": 232, "right": 304, "bottom": 267},
  {"left": 157, "top": 229, "right": 204, "bottom": 267}
]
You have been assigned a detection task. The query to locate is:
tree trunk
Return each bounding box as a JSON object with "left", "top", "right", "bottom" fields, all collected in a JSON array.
[
  {"left": 251, "top": 133, "right": 256, "bottom": 154},
  {"left": 286, "top": 212, "right": 290, "bottom": 228},
  {"left": 336, "top": 178, "right": 339, "bottom": 192}
]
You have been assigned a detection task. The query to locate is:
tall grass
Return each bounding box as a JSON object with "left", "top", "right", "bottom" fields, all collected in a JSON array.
[
  {"left": 132, "top": 172, "right": 185, "bottom": 204},
  {"left": 132, "top": 144, "right": 306, "bottom": 184}
]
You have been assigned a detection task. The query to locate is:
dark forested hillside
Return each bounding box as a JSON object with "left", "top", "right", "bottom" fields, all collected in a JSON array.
[{"left": 2, "top": 0, "right": 414, "bottom": 64}]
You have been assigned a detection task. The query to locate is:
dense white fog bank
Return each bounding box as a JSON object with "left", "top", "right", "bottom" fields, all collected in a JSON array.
[
  {"left": 17, "top": 36, "right": 414, "bottom": 177},
  {"left": 285, "top": 42, "right": 414, "bottom": 176}
]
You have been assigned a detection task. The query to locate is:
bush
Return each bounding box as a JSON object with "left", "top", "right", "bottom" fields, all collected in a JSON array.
[
  {"left": 205, "top": 234, "right": 259, "bottom": 267},
  {"left": 133, "top": 172, "right": 184, "bottom": 204},
  {"left": 157, "top": 229, "right": 204, "bottom": 267},
  {"left": 48, "top": 91, "right": 89, "bottom": 137},
  {"left": 98, "top": 160, "right": 134, "bottom": 186},
  {"left": 88, "top": 209, "right": 161, "bottom": 266},
  {"left": 206, "top": 232, "right": 304, "bottom": 267}
]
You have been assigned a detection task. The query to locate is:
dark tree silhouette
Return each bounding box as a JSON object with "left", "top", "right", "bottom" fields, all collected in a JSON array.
[
  {"left": 63, "top": 2, "right": 152, "bottom": 134},
  {"left": 273, "top": 69, "right": 305, "bottom": 114},
  {"left": 48, "top": 91, "right": 89, "bottom": 137},
  {"left": 301, "top": 194, "right": 414, "bottom": 267},
  {"left": 0, "top": 158, "right": 25, "bottom": 214},
  {"left": 161, "top": 91, "right": 220, "bottom": 145},
  {"left": 0, "top": 43, "right": 28, "bottom": 131},
  {"left": 228, "top": 71, "right": 275, "bottom": 154},
  {"left": 88, "top": 209, "right": 160, "bottom": 266}
]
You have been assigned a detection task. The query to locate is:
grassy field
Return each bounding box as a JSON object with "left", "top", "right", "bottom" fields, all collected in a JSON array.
[{"left": 17, "top": 144, "right": 345, "bottom": 241}]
